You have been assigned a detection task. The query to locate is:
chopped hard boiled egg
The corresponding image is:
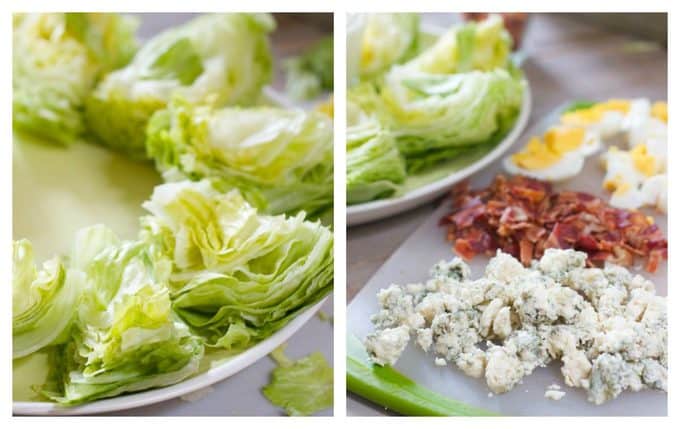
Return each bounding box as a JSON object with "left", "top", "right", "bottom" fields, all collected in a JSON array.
[
  {"left": 560, "top": 99, "right": 631, "bottom": 138},
  {"left": 503, "top": 125, "right": 599, "bottom": 181},
  {"left": 623, "top": 99, "right": 667, "bottom": 148},
  {"left": 601, "top": 145, "right": 666, "bottom": 212}
]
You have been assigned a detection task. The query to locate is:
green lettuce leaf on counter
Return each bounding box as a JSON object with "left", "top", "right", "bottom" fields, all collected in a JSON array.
[
  {"left": 346, "top": 89, "right": 406, "bottom": 204},
  {"left": 359, "top": 13, "right": 420, "bottom": 80},
  {"left": 263, "top": 344, "right": 333, "bottom": 416},
  {"left": 146, "top": 97, "right": 333, "bottom": 218},
  {"left": 284, "top": 36, "right": 334, "bottom": 101},
  {"left": 85, "top": 13, "right": 275, "bottom": 158},
  {"left": 42, "top": 225, "right": 204, "bottom": 405},
  {"left": 140, "top": 180, "right": 334, "bottom": 351},
  {"left": 12, "top": 240, "right": 82, "bottom": 359},
  {"left": 404, "top": 14, "right": 511, "bottom": 74},
  {"left": 379, "top": 67, "right": 524, "bottom": 172},
  {"left": 13, "top": 13, "right": 138, "bottom": 145}
]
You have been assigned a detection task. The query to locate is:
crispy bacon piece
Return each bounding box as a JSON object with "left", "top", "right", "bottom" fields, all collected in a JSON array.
[{"left": 440, "top": 175, "right": 667, "bottom": 273}]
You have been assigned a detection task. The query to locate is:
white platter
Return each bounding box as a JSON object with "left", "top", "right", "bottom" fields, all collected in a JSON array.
[{"left": 346, "top": 104, "right": 667, "bottom": 416}]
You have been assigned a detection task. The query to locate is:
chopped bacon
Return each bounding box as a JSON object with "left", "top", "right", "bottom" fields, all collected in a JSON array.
[{"left": 441, "top": 175, "right": 667, "bottom": 273}]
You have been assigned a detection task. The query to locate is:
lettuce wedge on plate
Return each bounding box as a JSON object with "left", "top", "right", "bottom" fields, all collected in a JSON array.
[
  {"left": 13, "top": 13, "right": 138, "bottom": 145},
  {"left": 13, "top": 240, "right": 83, "bottom": 359},
  {"left": 404, "top": 14, "right": 512, "bottom": 74},
  {"left": 346, "top": 90, "right": 406, "bottom": 204},
  {"left": 85, "top": 13, "right": 275, "bottom": 158},
  {"left": 379, "top": 67, "right": 524, "bottom": 173},
  {"left": 146, "top": 98, "right": 333, "bottom": 218},
  {"left": 141, "top": 180, "right": 334, "bottom": 351},
  {"left": 359, "top": 13, "right": 420, "bottom": 81},
  {"left": 42, "top": 225, "right": 204, "bottom": 405}
]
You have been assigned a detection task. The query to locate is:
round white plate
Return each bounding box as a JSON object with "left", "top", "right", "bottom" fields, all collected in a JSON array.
[
  {"left": 347, "top": 85, "right": 531, "bottom": 226},
  {"left": 13, "top": 297, "right": 327, "bottom": 415}
]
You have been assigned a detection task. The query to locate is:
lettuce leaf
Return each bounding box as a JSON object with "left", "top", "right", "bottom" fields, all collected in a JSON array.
[
  {"left": 359, "top": 13, "right": 420, "bottom": 80},
  {"left": 346, "top": 88, "right": 406, "bottom": 204},
  {"left": 42, "top": 225, "right": 204, "bottom": 405},
  {"left": 85, "top": 13, "right": 275, "bottom": 158},
  {"left": 146, "top": 97, "right": 333, "bottom": 218},
  {"left": 404, "top": 14, "right": 511, "bottom": 74},
  {"left": 12, "top": 240, "right": 82, "bottom": 359},
  {"left": 140, "top": 181, "right": 334, "bottom": 351},
  {"left": 262, "top": 344, "right": 333, "bottom": 416},
  {"left": 12, "top": 13, "right": 138, "bottom": 145}
]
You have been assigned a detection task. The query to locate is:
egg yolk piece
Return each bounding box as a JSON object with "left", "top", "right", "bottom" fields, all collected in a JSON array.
[
  {"left": 511, "top": 137, "right": 563, "bottom": 169},
  {"left": 651, "top": 101, "right": 667, "bottom": 123},
  {"left": 511, "top": 126, "right": 589, "bottom": 170},
  {"left": 560, "top": 99, "right": 631, "bottom": 126},
  {"left": 630, "top": 144, "right": 657, "bottom": 177},
  {"left": 544, "top": 126, "right": 586, "bottom": 153}
]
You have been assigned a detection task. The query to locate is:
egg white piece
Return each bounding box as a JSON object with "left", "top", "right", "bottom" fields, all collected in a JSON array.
[
  {"left": 622, "top": 99, "right": 668, "bottom": 148},
  {"left": 601, "top": 147, "right": 667, "bottom": 212},
  {"left": 503, "top": 150, "right": 585, "bottom": 182},
  {"left": 640, "top": 175, "right": 667, "bottom": 213}
]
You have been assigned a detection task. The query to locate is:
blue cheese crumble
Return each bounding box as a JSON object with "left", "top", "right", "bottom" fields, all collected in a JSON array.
[{"left": 364, "top": 249, "right": 667, "bottom": 404}]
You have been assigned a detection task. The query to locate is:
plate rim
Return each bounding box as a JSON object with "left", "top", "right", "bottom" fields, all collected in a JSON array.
[
  {"left": 347, "top": 84, "right": 532, "bottom": 226},
  {"left": 13, "top": 296, "right": 328, "bottom": 415}
]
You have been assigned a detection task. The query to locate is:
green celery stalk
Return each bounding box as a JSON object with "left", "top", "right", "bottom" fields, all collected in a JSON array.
[{"left": 346, "top": 335, "right": 498, "bottom": 416}]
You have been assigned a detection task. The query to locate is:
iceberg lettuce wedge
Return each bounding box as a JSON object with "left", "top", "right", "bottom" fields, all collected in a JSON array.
[
  {"left": 140, "top": 181, "right": 334, "bottom": 351},
  {"left": 146, "top": 97, "right": 333, "bottom": 218},
  {"left": 12, "top": 240, "right": 82, "bottom": 359},
  {"left": 379, "top": 67, "right": 524, "bottom": 172},
  {"left": 346, "top": 90, "right": 406, "bottom": 204},
  {"left": 42, "top": 225, "right": 204, "bottom": 405},
  {"left": 359, "top": 13, "right": 420, "bottom": 80},
  {"left": 12, "top": 13, "right": 138, "bottom": 145},
  {"left": 404, "top": 14, "right": 511, "bottom": 74},
  {"left": 85, "top": 13, "right": 275, "bottom": 158}
]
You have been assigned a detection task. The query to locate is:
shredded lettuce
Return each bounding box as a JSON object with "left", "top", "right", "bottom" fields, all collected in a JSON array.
[
  {"left": 263, "top": 344, "right": 333, "bottom": 416},
  {"left": 85, "top": 13, "right": 275, "bottom": 158},
  {"left": 146, "top": 97, "right": 333, "bottom": 218},
  {"left": 284, "top": 36, "right": 333, "bottom": 101},
  {"left": 140, "top": 180, "right": 333, "bottom": 351},
  {"left": 42, "top": 225, "right": 204, "bottom": 405},
  {"left": 12, "top": 240, "right": 82, "bottom": 359},
  {"left": 359, "top": 13, "right": 420, "bottom": 80},
  {"left": 346, "top": 90, "right": 406, "bottom": 204},
  {"left": 12, "top": 13, "right": 138, "bottom": 145}
]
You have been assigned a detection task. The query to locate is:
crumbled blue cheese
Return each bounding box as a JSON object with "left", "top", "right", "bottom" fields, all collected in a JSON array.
[{"left": 365, "top": 249, "right": 667, "bottom": 404}]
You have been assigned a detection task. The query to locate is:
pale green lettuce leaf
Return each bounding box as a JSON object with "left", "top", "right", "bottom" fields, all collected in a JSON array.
[
  {"left": 346, "top": 90, "right": 406, "bottom": 204},
  {"left": 42, "top": 225, "right": 204, "bottom": 405},
  {"left": 85, "top": 13, "right": 275, "bottom": 158},
  {"left": 140, "top": 181, "right": 334, "bottom": 351},
  {"left": 12, "top": 240, "right": 82, "bottom": 359},
  {"left": 404, "top": 14, "right": 511, "bottom": 74},
  {"left": 146, "top": 97, "right": 333, "bottom": 218},
  {"left": 262, "top": 344, "right": 333, "bottom": 416},
  {"left": 359, "top": 13, "right": 420, "bottom": 80},
  {"left": 12, "top": 13, "right": 138, "bottom": 145}
]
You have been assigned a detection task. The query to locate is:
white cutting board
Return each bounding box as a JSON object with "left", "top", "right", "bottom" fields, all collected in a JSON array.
[{"left": 346, "top": 105, "right": 668, "bottom": 416}]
